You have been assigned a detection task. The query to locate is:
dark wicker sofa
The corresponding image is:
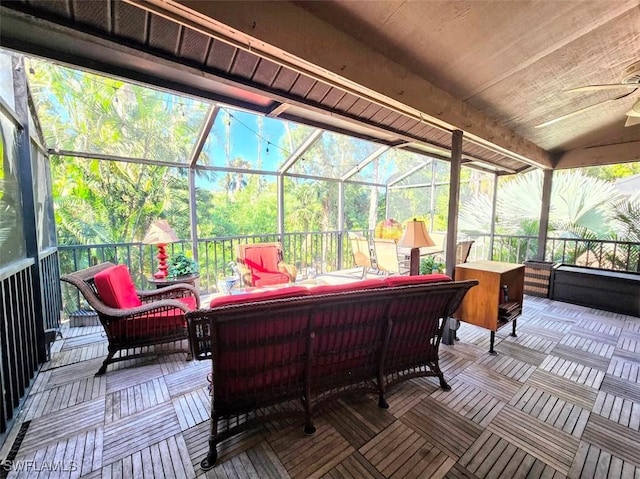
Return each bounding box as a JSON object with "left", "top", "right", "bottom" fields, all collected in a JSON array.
[{"left": 186, "top": 274, "right": 477, "bottom": 469}]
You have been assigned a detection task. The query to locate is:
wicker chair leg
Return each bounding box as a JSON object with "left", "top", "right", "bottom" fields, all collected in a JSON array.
[
  {"left": 200, "top": 441, "right": 218, "bottom": 471},
  {"left": 95, "top": 350, "right": 115, "bottom": 376},
  {"left": 378, "top": 394, "right": 389, "bottom": 409},
  {"left": 303, "top": 420, "right": 316, "bottom": 435},
  {"left": 438, "top": 373, "right": 451, "bottom": 391},
  {"left": 302, "top": 395, "right": 316, "bottom": 435},
  {"left": 201, "top": 415, "right": 219, "bottom": 471}
]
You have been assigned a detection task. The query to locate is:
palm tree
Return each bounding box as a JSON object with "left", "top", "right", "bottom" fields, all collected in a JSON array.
[
  {"left": 459, "top": 169, "right": 622, "bottom": 262},
  {"left": 223, "top": 157, "right": 250, "bottom": 198},
  {"left": 608, "top": 192, "right": 640, "bottom": 270},
  {"left": 28, "top": 60, "right": 201, "bottom": 244}
]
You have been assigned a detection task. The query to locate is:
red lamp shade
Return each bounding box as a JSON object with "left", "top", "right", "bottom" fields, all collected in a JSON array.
[{"left": 142, "top": 220, "right": 179, "bottom": 278}]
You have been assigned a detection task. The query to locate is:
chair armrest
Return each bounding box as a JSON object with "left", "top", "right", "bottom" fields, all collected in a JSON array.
[
  {"left": 235, "top": 262, "right": 252, "bottom": 287},
  {"left": 98, "top": 297, "right": 194, "bottom": 320},
  {"left": 278, "top": 262, "right": 297, "bottom": 282}
]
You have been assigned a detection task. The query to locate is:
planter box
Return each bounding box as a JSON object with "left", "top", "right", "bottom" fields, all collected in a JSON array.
[
  {"left": 68, "top": 309, "right": 100, "bottom": 327},
  {"left": 523, "top": 260, "right": 554, "bottom": 298},
  {"left": 550, "top": 265, "right": 640, "bottom": 317}
]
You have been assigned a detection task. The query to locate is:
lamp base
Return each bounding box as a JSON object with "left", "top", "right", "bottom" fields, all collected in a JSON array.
[
  {"left": 409, "top": 247, "right": 420, "bottom": 276},
  {"left": 153, "top": 243, "right": 169, "bottom": 278}
]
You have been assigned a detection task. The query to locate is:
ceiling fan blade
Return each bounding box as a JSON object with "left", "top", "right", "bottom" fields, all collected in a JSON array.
[
  {"left": 626, "top": 98, "right": 640, "bottom": 117},
  {"left": 566, "top": 84, "right": 640, "bottom": 93},
  {"left": 624, "top": 115, "right": 640, "bottom": 127},
  {"left": 534, "top": 98, "right": 614, "bottom": 128}
]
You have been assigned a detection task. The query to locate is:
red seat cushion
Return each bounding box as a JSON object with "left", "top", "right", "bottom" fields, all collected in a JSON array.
[
  {"left": 109, "top": 294, "right": 196, "bottom": 339},
  {"left": 384, "top": 274, "right": 451, "bottom": 287},
  {"left": 94, "top": 265, "right": 142, "bottom": 309},
  {"left": 209, "top": 285, "right": 310, "bottom": 308},
  {"left": 308, "top": 278, "right": 386, "bottom": 295},
  {"left": 109, "top": 308, "right": 186, "bottom": 339},
  {"left": 253, "top": 271, "right": 291, "bottom": 287}
]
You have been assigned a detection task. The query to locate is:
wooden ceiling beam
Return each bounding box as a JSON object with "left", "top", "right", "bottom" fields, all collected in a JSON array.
[{"left": 555, "top": 141, "right": 640, "bottom": 169}]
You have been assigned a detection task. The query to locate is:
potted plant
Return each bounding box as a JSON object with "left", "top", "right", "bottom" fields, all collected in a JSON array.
[
  {"left": 167, "top": 252, "right": 199, "bottom": 278},
  {"left": 420, "top": 256, "right": 445, "bottom": 274},
  {"left": 217, "top": 261, "right": 241, "bottom": 295}
]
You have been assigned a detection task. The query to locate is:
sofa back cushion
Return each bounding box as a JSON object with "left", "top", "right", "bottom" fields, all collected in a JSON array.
[
  {"left": 384, "top": 273, "right": 451, "bottom": 287},
  {"left": 209, "top": 285, "right": 309, "bottom": 308},
  {"left": 94, "top": 264, "right": 142, "bottom": 309},
  {"left": 307, "top": 278, "right": 386, "bottom": 295}
]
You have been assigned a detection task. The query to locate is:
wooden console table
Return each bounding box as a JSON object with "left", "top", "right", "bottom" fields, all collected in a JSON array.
[{"left": 454, "top": 260, "right": 524, "bottom": 354}]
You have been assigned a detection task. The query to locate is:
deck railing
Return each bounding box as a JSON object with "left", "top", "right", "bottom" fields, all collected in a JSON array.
[
  {"left": 0, "top": 257, "right": 52, "bottom": 435},
  {"left": 545, "top": 236, "right": 640, "bottom": 272},
  {"left": 58, "top": 231, "right": 640, "bottom": 313},
  {"left": 58, "top": 230, "right": 349, "bottom": 312},
  {"left": 468, "top": 234, "right": 640, "bottom": 272}
]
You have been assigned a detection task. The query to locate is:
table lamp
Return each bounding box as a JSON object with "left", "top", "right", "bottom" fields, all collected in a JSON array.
[
  {"left": 399, "top": 219, "right": 435, "bottom": 275},
  {"left": 142, "top": 220, "right": 179, "bottom": 278}
]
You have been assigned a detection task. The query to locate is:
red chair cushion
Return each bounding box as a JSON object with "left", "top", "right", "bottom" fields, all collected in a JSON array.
[
  {"left": 384, "top": 274, "right": 451, "bottom": 287},
  {"left": 253, "top": 271, "right": 291, "bottom": 287},
  {"left": 177, "top": 296, "right": 197, "bottom": 310},
  {"left": 244, "top": 245, "right": 281, "bottom": 272},
  {"left": 94, "top": 265, "right": 142, "bottom": 309},
  {"left": 308, "top": 278, "right": 386, "bottom": 295},
  {"left": 209, "top": 285, "right": 309, "bottom": 308}
]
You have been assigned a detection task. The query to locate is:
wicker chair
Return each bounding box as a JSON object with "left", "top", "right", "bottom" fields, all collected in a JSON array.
[
  {"left": 61, "top": 262, "right": 200, "bottom": 375},
  {"left": 235, "top": 242, "right": 295, "bottom": 287}
]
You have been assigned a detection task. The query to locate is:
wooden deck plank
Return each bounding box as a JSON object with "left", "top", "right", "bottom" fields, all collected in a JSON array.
[
  {"left": 454, "top": 363, "right": 524, "bottom": 403},
  {"left": 486, "top": 405, "right": 580, "bottom": 475},
  {"left": 400, "top": 397, "right": 483, "bottom": 458},
  {"left": 4, "top": 299, "right": 640, "bottom": 479},
  {"left": 581, "top": 414, "right": 640, "bottom": 467},
  {"left": 102, "top": 402, "right": 181, "bottom": 466},
  {"left": 172, "top": 386, "right": 210, "bottom": 431},
  {"left": 600, "top": 375, "right": 640, "bottom": 404}
]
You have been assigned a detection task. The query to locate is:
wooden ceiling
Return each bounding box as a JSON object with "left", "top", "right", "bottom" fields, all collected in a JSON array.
[{"left": 1, "top": 0, "right": 639, "bottom": 172}]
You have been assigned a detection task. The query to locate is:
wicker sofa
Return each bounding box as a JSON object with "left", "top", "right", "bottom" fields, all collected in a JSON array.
[{"left": 186, "top": 274, "right": 477, "bottom": 469}]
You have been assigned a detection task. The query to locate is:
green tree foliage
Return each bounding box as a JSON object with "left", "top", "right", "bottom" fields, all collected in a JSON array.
[
  {"left": 582, "top": 162, "right": 640, "bottom": 181},
  {"left": 29, "top": 60, "right": 202, "bottom": 244},
  {"left": 611, "top": 193, "right": 640, "bottom": 243}
]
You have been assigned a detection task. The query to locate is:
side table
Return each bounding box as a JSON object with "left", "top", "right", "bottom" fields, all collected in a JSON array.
[
  {"left": 453, "top": 260, "right": 524, "bottom": 354},
  {"left": 147, "top": 273, "right": 200, "bottom": 289}
]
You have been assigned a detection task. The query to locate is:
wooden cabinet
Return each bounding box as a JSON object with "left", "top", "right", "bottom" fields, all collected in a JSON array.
[{"left": 454, "top": 260, "right": 524, "bottom": 353}]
